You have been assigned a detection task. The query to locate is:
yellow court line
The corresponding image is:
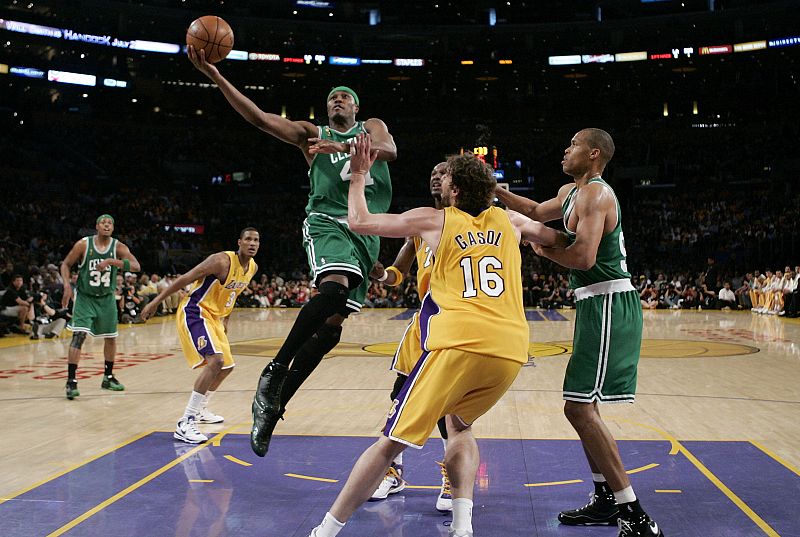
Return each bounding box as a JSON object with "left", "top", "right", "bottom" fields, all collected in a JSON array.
[
  {"left": 616, "top": 418, "right": 780, "bottom": 537},
  {"left": 189, "top": 479, "right": 214, "bottom": 483},
  {"left": 525, "top": 479, "right": 583, "bottom": 487},
  {"left": 750, "top": 441, "right": 800, "bottom": 477},
  {"left": 627, "top": 463, "right": 659, "bottom": 474},
  {"left": 224, "top": 455, "right": 252, "bottom": 467},
  {"left": 285, "top": 473, "right": 338, "bottom": 483},
  {"left": 655, "top": 490, "right": 682, "bottom": 493},
  {"left": 46, "top": 440, "right": 210, "bottom": 537},
  {"left": 0, "top": 430, "right": 154, "bottom": 506}
]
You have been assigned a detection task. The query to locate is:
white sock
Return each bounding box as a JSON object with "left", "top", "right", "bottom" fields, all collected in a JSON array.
[
  {"left": 451, "top": 498, "right": 473, "bottom": 533},
  {"left": 203, "top": 390, "right": 216, "bottom": 410},
  {"left": 314, "top": 512, "right": 345, "bottom": 537},
  {"left": 592, "top": 472, "right": 606, "bottom": 482},
  {"left": 393, "top": 452, "right": 403, "bottom": 466},
  {"left": 614, "top": 485, "right": 636, "bottom": 504},
  {"left": 182, "top": 391, "right": 205, "bottom": 419}
]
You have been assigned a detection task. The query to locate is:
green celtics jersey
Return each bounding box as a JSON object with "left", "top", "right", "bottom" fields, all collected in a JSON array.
[
  {"left": 305, "top": 121, "right": 392, "bottom": 218},
  {"left": 76, "top": 236, "right": 118, "bottom": 297},
  {"left": 562, "top": 178, "right": 631, "bottom": 289}
]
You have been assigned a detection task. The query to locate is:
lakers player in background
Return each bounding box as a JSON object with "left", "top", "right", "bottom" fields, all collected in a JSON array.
[
  {"left": 305, "top": 135, "right": 564, "bottom": 537},
  {"left": 60, "top": 215, "right": 141, "bottom": 400},
  {"left": 140, "top": 228, "right": 260, "bottom": 444},
  {"left": 368, "top": 162, "right": 454, "bottom": 512},
  {"left": 496, "top": 129, "right": 663, "bottom": 536},
  {"left": 188, "top": 46, "right": 397, "bottom": 457}
]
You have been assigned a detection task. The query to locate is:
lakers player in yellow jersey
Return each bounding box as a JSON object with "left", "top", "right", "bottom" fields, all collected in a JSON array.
[
  {"left": 305, "top": 135, "right": 564, "bottom": 537},
  {"left": 141, "top": 228, "right": 260, "bottom": 443},
  {"left": 368, "top": 162, "right": 455, "bottom": 511}
]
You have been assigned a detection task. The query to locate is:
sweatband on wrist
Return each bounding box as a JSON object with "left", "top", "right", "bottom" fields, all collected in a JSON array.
[
  {"left": 123, "top": 259, "right": 130, "bottom": 272},
  {"left": 385, "top": 266, "right": 403, "bottom": 286}
]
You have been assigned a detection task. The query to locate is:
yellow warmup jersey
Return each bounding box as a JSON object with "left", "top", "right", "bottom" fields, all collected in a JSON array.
[
  {"left": 413, "top": 236, "right": 434, "bottom": 296},
  {"left": 419, "top": 206, "right": 528, "bottom": 363},
  {"left": 182, "top": 251, "right": 258, "bottom": 318}
]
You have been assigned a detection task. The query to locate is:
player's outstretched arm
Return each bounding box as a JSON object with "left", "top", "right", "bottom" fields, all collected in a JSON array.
[
  {"left": 60, "top": 239, "right": 86, "bottom": 308},
  {"left": 370, "top": 238, "right": 416, "bottom": 286},
  {"left": 531, "top": 188, "right": 609, "bottom": 270},
  {"left": 187, "top": 46, "right": 316, "bottom": 149},
  {"left": 363, "top": 118, "right": 397, "bottom": 162},
  {"left": 495, "top": 184, "right": 570, "bottom": 223},
  {"left": 507, "top": 211, "right": 569, "bottom": 249},
  {"left": 347, "top": 134, "right": 443, "bottom": 244},
  {"left": 140, "top": 253, "right": 229, "bottom": 321}
]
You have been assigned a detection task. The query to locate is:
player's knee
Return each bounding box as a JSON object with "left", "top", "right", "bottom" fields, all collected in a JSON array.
[
  {"left": 70, "top": 332, "right": 87, "bottom": 350},
  {"left": 563, "top": 401, "right": 592, "bottom": 425},
  {"left": 314, "top": 281, "right": 349, "bottom": 314},
  {"left": 206, "top": 354, "right": 224, "bottom": 371},
  {"left": 317, "top": 323, "right": 342, "bottom": 349}
]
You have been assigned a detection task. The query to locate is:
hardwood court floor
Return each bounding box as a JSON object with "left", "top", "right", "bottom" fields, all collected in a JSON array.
[{"left": 1, "top": 308, "right": 798, "bottom": 536}]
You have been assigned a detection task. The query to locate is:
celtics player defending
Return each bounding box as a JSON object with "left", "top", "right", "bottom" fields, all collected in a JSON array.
[
  {"left": 306, "top": 135, "right": 562, "bottom": 537},
  {"left": 496, "top": 129, "right": 663, "bottom": 537},
  {"left": 60, "top": 215, "right": 141, "bottom": 400},
  {"left": 188, "top": 47, "right": 397, "bottom": 457}
]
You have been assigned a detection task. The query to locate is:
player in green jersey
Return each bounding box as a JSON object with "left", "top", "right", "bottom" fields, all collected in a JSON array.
[
  {"left": 496, "top": 130, "right": 663, "bottom": 537},
  {"left": 188, "top": 47, "right": 397, "bottom": 457},
  {"left": 60, "top": 215, "right": 141, "bottom": 400}
]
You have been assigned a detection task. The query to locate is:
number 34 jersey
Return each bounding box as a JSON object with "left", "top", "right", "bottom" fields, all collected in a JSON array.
[
  {"left": 182, "top": 252, "right": 258, "bottom": 319},
  {"left": 76, "top": 236, "right": 119, "bottom": 297},
  {"left": 419, "top": 206, "right": 528, "bottom": 364}
]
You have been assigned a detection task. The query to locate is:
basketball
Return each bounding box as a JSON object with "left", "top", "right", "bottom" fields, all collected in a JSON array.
[{"left": 186, "top": 15, "right": 234, "bottom": 64}]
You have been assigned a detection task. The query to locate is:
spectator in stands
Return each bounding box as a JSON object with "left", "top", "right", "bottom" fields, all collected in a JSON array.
[
  {"left": 640, "top": 284, "right": 659, "bottom": 309},
  {"left": 120, "top": 273, "right": 143, "bottom": 323},
  {"left": 698, "top": 275, "right": 717, "bottom": 309},
  {"left": 660, "top": 284, "right": 681, "bottom": 309},
  {"left": 716, "top": 282, "right": 737, "bottom": 310},
  {"left": 138, "top": 274, "right": 158, "bottom": 308},
  {"left": 1, "top": 275, "right": 33, "bottom": 334},
  {"left": 681, "top": 285, "right": 699, "bottom": 309}
]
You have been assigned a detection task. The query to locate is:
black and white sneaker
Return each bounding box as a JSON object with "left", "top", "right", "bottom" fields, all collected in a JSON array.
[
  {"left": 558, "top": 492, "right": 620, "bottom": 526},
  {"left": 174, "top": 416, "right": 208, "bottom": 444},
  {"left": 617, "top": 513, "right": 664, "bottom": 536}
]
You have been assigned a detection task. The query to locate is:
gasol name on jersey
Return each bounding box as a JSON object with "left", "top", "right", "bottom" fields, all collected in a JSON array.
[{"left": 454, "top": 230, "right": 503, "bottom": 250}]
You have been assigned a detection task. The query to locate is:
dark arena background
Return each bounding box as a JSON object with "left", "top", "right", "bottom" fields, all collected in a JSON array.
[{"left": 1, "top": 1, "right": 798, "bottom": 536}]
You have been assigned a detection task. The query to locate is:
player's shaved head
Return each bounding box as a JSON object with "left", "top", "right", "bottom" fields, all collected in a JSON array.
[{"left": 580, "top": 128, "right": 615, "bottom": 167}]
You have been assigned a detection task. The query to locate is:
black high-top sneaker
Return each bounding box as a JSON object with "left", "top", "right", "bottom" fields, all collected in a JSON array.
[
  {"left": 250, "top": 361, "right": 289, "bottom": 457},
  {"left": 558, "top": 491, "right": 620, "bottom": 526}
]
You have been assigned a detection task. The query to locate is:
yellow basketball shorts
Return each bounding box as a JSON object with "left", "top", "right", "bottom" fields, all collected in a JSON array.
[
  {"left": 383, "top": 348, "right": 521, "bottom": 448},
  {"left": 176, "top": 300, "right": 234, "bottom": 369},
  {"left": 391, "top": 312, "right": 423, "bottom": 376}
]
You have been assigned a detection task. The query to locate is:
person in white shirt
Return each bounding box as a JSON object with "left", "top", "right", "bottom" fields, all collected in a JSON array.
[{"left": 717, "top": 282, "right": 737, "bottom": 310}]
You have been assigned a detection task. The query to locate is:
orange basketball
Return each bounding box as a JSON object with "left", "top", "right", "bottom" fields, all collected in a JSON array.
[{"left": 186, "top": 15, "right": 234, "bottom": 64}]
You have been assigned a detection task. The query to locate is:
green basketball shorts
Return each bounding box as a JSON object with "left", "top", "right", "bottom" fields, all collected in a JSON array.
[
  {"left": 564, "top": 287, "right": 642, "bottom": 403},
  {"left": 302, "top": 212, "right": 380, "bottom": 313},
  {"left": 68, "top": 291, "right": 119, "bottom": 338}
]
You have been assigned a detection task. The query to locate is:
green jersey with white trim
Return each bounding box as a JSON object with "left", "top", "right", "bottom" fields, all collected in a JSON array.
[
  {"left": 561, "top": 178, "right": 631, "bottom": 289},
  {"left": 76, "top": 236, "right": 118, "bottom": 297},
  {"left": 305, "top": 121, "right": 392, "bottom": 218}
]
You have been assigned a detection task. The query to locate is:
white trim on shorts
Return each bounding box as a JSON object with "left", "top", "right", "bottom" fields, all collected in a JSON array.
[{"left": 574, "top": 278, "right": 635, "bottom": 301}]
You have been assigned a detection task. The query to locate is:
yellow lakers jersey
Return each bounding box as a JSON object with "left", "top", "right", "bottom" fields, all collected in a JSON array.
[
  {"left": 413, "top": 236, "right": 434, "bottom": 297},
  {"left": 182, "top": 251, "right": 258, "bottom": 318},
  {"left": 419, "top": 206, "right": 528, "bottom": 363}
]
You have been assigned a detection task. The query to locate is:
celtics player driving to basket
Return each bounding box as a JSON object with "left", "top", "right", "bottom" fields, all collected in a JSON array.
[
  {"left": 495, "top": 129, "right": 663, "bottom": 537},
  {"left": 188, "top": 47, "right": 397, "bottom": 457},
  {"left": 60, "top": 215, "right": 141, "bottom": 400}
]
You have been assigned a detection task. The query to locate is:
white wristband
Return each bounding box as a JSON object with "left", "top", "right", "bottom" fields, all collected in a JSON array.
[{"left": 377, "top": 270, "right": 389, "bottom": 282}]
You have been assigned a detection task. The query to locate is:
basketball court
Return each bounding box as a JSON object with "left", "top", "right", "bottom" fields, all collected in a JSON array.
[{"left": 1, "top": 308, "right": 798, "bottom": 536}]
